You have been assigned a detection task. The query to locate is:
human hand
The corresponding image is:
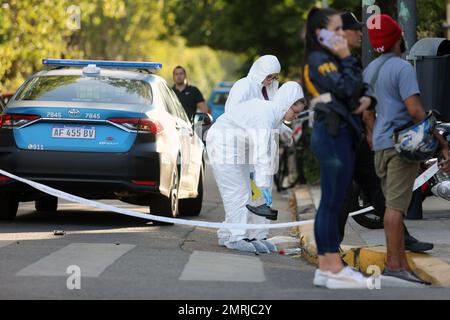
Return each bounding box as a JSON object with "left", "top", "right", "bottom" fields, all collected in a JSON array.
[
  {"left": 261, "top": 188, "right": 272, "bottom": 206},
  {"left": 330, "top": 36, "right": 351, "bottom": 60},
  {"left": 352, "top": 96, "right": 372, "bottom": 115}
]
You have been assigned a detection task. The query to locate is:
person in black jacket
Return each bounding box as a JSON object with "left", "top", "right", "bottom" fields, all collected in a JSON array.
[
  {"left": 303, "top": 7, "right": 371, "bottom": 289},
  {"left": 337, "top": 12, "right": 433, "bottom": 253}
]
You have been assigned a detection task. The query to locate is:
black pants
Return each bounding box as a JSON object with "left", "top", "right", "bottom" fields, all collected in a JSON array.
[{"left": 338, "top": 139, "right": 420, "bottom": 243}]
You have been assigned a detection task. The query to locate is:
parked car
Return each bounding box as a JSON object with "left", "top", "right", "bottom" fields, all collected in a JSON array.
[
  {"left": 0, "top": 59, "right": 211, "bottom": 223},
  {"left": 207, "top": 81, "right": 233, "bottom": 121}
]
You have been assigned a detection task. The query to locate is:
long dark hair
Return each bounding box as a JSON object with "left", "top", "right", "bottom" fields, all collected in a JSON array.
[{"left": 304, "top": 7, "right": 339, "bottom": 62}]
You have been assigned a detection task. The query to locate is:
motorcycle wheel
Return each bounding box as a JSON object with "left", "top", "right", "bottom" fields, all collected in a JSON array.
[{"left": 350, "top": 182, "right": 384, "bottom": 230}]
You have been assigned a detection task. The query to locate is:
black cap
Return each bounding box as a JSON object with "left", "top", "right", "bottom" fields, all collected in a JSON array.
[{"left": 341, "top": 12, "right": 365, "bottom": 30}]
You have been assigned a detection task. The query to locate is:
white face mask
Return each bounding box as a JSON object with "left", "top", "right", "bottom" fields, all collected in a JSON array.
[{"left": 273, "top": 82, "right": 305, "bottom": 125}]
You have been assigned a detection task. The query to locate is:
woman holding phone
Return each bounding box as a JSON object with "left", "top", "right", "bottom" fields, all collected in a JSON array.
[{"left": 303, "top": 7, "right": 371, "bottom": 289}]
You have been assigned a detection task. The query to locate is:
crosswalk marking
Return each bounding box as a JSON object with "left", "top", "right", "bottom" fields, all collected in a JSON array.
[
  {"left": 16, "top": 243, "right": 135, "bottom": 277},
  {"left": 179, "top": 251, "right": 266, "bottom": 283}
]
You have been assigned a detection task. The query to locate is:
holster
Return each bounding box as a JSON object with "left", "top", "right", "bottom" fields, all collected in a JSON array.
[
  {"left": 315, "top": 103, "right": 341, "bottom": 137},
  {"left": 326, "top": 110, "right": 341, "bottom": 137}
]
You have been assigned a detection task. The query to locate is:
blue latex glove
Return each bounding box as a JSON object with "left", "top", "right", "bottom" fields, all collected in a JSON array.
[
  {"left": 249, "top": 172, "right": 255, "bottom": 180},
  {"left": 261, "top": 188, "right": 272, "bottom": 206}
]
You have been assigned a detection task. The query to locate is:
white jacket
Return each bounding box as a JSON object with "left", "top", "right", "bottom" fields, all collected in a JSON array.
[
  {"left": 225, "top": 55, "right": 281, "bottom": 112},
  {"left": 208, "top": 82, "right": 304, "bottom": 188}
]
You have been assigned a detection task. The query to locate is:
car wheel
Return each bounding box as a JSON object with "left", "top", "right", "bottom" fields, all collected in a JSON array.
[
  {"left": 0, "top": 192, "right": 19, "bottom": 220},
  {"left": 35, "top": 196, "right": 58, "bottom": 213},
  {"left": 178, "top": 167, "right": 203, "bottom": 217},
  {"left": 150, "top": 165, "right": 179, "bottom": 226}
]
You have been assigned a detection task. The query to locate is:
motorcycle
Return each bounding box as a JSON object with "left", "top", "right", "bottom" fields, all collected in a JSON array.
[
  {"left": 274, "top": 112, "right": 309, "bottom": 192},
  {"left": 350, "top": 121, "right": 450, "bottom": 230}
]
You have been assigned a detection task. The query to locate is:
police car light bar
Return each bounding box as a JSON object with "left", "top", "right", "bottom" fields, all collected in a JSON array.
[{"left": 42, "top": 59, "right": 163, "bottom": 70}]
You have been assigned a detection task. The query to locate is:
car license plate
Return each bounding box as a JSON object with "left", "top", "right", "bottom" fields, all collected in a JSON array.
[{"left": 51, "top": 126, "right": 96, "bottom": 139}]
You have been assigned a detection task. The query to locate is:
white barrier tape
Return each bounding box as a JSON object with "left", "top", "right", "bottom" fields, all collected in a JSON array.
[
  {"left": 0, "top": 169, "right": 386, "bottom": 230},
  {"left": 413, "top": 163, "right": 439, "bottom": 191}
]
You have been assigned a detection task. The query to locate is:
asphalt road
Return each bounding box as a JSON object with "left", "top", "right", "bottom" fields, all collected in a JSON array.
[{"left": 1, "top": 165, "right": 450, "bottom": 300}]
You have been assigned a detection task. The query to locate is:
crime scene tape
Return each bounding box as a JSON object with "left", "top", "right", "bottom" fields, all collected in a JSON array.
[{"left": 0, "top": 166, "right": 433, "bottom": 230}]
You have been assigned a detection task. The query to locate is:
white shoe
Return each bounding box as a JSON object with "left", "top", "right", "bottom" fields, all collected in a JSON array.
[
  {"left": 260, "top": 239, "right": 278, "bottom": 253},
  {"left": 218, "top": 238, "right": 227, "bottom": 247},
  {"left": 326, "top": 267, "right": 368, "bottom": 289},
  {"left": 313, "top": 269, "right": 330, "bottom": 287},
  {"left": 225, "top": 240, "right": 257, "bottom": 253},
  {"left": 250, "top": 240, "right": 270, "bottom": 253}
]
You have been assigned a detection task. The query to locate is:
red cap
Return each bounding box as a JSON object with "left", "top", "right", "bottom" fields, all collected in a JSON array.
[{"left": 368, "top": 14, "right": 402, "bottom": 53}]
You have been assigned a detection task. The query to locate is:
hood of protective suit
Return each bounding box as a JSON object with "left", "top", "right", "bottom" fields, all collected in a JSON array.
[
  {"left": 247, "top": 55, "right": 281, "bottom": 100},
  {"left": 272, "top": 82, "right": 305, "bottom": 126},
  {"left": 247, "top": 55, "right": 281, "bottom": 84}
]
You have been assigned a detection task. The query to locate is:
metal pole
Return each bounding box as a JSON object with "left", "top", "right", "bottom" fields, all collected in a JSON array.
[
  {"left": 362, "top": 2, "right": 375, "bottom": 68},
  {"left": 397, "top": 0, "right": 417, "bottom": 54},
  {"left": 447, "top": 0, "right": 450, "bottom": 39}
]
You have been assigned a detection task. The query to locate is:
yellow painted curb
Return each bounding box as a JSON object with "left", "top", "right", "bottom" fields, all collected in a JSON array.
[
  {"left": 297, "top": 226, "right": 450, "bottom": 287},
  {"left": 293, "top": 186, "right": 450, "bottom": 287}
]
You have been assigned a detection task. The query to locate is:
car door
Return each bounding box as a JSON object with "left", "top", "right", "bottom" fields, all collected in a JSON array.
[
  {"left": 167, "top": 87, "right": 204, "bottom": 197},
  {"left": 158, "top": 82, "right": 194, "bottom": 197}
]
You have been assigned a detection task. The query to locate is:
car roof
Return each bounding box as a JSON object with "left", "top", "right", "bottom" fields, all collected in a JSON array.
[
  {"left": 34, "top": 68, "right": 161, "bottom": 82},
  {"left": 211, "top": 88, "right": 231, "bottom": 94}
]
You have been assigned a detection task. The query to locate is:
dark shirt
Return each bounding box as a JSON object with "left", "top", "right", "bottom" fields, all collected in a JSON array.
[
  {"left": 304, "top": 50, "right": 364, "bottom": 139},
  {"left": 173, "top": 85, "right": 205, "bottom": 120}
]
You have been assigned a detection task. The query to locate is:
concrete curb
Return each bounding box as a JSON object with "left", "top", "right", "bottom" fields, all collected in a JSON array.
[{"left": 293, "top": 185, "right": 450, "bottom": 288}]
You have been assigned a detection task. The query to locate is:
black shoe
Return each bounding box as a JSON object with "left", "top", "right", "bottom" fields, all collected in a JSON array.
[
  {"left": 246, "top": 204, "right": 278, "bottom": 221},
  {"left": 382, "top": 267, "right": 431, "bottom": 286},
  {"left": 405, "top": 234, "right": 434, "bottom": 252}
]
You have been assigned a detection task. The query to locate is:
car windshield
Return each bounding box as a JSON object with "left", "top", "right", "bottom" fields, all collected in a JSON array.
[
  {"left": 15, "top": 76, "right": 152, "bottom": 105},
  {"left": 212, "top": 92, "right": 229, "bottom": 105}
]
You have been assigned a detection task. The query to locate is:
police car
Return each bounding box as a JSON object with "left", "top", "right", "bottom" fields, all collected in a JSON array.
[
  {"left": 0, "top": 59, "right": 210, "bottom": 223},
  {"left": 207, "top": 82, "right": 233, "bottom": 121}
]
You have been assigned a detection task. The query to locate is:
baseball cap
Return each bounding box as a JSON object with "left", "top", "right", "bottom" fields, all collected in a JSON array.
[{"left": 341, "top": 12, "right": 365, "bottom": 30}]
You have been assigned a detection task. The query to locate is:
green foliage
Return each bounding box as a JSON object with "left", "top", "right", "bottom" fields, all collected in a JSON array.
[
  {"left": 162, "top": 0, "right": 313, "bottom": 79},
  {"left": 0, "top": 0, "right": 78, "bottom": 91},
  {"left": 0, "top": 0, "right": 242, "bottom": 97}
]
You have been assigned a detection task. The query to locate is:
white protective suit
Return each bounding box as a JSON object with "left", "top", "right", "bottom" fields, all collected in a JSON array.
[
  {"left": 207, "top": 82, "right": 305, "bottom": 245},
  {"left": 225, "top": 55, "right": 293, "bottom": 146},
  {"left": 225, "top": 55, "right": 281, "bottom": 111}
]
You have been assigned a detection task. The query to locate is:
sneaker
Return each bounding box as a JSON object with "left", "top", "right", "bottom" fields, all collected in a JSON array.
[
  {"left": 225, "top": 240, "right": 257, "bottom": 253},
  {"left": 218, "top": 238, "right": 227, "bottom": 247},
  {"left": 249, "top": 239, "right": 270, "bottom": 253},
  {"left": 326, "top": 267, "right": 368, "bottom": 289},
  {"left": 381, "top": 267, "right": 431, "bottom": 287},
  {"left": 405, "top": 234, "right": 434, "bottom": 252},
  {"left": 260, "top": 239, "right": 278, "bottom": 253},
  {"left": 313, "top": 269, "right": 330, "bottom": 287}
]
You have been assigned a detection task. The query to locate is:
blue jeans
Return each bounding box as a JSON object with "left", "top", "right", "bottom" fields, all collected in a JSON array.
[{"left": 311, "top": 120, "right": 355, "bottom": 255}]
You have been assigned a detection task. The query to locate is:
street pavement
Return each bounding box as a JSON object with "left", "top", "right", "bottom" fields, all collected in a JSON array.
[{"left": 1, "top": 166, "right": 450, "bottom": 300}]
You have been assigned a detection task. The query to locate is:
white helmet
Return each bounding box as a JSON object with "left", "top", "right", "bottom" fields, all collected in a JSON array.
[{"left": 432, "top": 181, "right": 450, "bottom": 201}]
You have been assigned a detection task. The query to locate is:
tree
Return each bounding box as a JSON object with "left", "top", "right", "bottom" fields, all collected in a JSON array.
[
  {"left": 0, "top": 0, "right": 242, "bottom": 97},
  {"left": 0, "top": 0, "right": 78, "bottom": 91},
  {"left": 162, "top": 0, "right": 313, "bottom": 79}
]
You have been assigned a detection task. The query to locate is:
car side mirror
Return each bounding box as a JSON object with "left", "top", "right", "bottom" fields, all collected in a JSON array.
[
  {"left": 193, "top": 112, "right": 213, "bottom": 126},
  {"left": 193, "top": 113, "right": 213, "bottom": 144}
]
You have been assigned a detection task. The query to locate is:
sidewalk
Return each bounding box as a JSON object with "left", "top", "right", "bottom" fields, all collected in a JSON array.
[{"left": 292, "top": 184, "right": 450, "bottom": 287}]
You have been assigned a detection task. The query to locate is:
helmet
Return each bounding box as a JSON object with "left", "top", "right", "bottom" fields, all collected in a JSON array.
[
  {"left": 432, "top": 181, "right": 450, "bottom": 201},
  {"left": 393, "top": 112, "right": 439, "bottom": 162}
]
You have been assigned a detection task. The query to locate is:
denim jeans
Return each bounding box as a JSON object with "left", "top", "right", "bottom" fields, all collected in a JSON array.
[{"left": 311, "top": 120, "right": 355, "bottom": 255}]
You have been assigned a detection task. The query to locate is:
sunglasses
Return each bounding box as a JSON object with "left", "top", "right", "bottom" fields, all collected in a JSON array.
[{"left": 266, "top": 74, "right": 279, "bottom": 81}]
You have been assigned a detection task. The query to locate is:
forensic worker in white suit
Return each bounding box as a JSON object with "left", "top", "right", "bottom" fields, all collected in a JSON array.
[{"left": 206, "top": 82, "right": 306, "bottom": 253}]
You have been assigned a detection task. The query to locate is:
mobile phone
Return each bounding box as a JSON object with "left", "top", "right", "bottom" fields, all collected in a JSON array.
[{"left": 318, "top": 29, "right": 334, "bottom": 49}]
